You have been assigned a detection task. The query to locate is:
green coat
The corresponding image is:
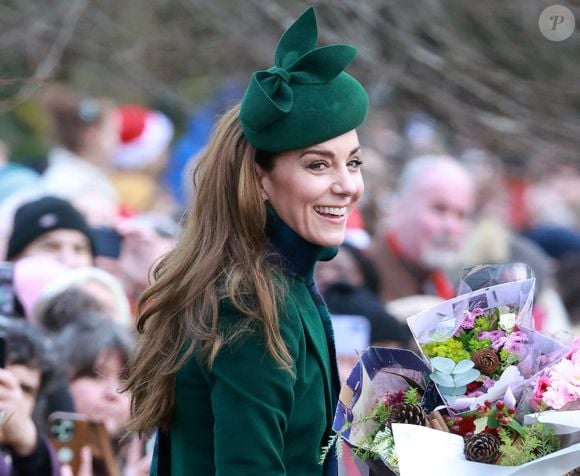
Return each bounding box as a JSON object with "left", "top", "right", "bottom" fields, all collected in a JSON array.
[
  {"left": 151, "top": 208, "right": 339, "bottom": 476},
  {"left": 163, "top": 275, "right": 337, "bottom": 476},
  {"left": 151, "top": 209, "right": 340, "bottom": 475}
]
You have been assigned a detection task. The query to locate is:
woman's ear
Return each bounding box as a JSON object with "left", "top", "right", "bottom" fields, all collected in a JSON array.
[{"left": 254, "top": 163, "right": 269, "bottom": 201}]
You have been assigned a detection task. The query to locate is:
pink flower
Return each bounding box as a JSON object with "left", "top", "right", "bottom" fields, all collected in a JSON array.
[
  {"left": 534, "top": 375, "right": 551, "bottom": 399},
  {"left": 567, "top": 337, "right": 580, "bottom": 363},
  {"left": 467, "top": 390, "right": 485, "bottom": 398},
  {"left": 482, "top": 377, "right": 496, "bottom": 390},
  {"left": 543, "top": 380, "right": 577, "bottom": 409},
  {"left": 460, "top": 311, "right": 477, "bottom": 330},
  {"left": 472, "top": 308, "right": 484, "bottom": 317},
  {"left": 504, "top": 331, "right": 528, "bottom": 358},
  {"left": 479, "top": 330, "right": 506, "bottom": 351},
  {"left": 541, "top": 358, "right": 580, "bottom": 409},
  {"left": 528, "top": 375, "right": 551, "bottom": 411}
]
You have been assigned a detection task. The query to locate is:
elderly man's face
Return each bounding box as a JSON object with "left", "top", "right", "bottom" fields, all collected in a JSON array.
[{"left": 394, "top": 165, "right": 474, "bottom": 270}]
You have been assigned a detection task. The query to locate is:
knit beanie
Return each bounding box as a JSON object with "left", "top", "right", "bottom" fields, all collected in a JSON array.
[{"left": 6, "top": 196, "right": 95, "bottom": 260}]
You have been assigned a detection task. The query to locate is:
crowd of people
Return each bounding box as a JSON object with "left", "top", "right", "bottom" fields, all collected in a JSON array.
[
  {"left": 0, "top": 85, "right": 176, "bottom": 475},
  {"left": 0, "top": 7, "right": 579, "bottom": 475}
]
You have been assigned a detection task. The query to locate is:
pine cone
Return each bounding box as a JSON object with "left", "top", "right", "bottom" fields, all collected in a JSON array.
[
  {"left": 472, "top": 348, "right": 500, "bottom": 375},
  {"left": 388, "top": 403, "right": 426, "bottom": 426},
  {"left": 464, "top": 433, "right": 500, "bottom": 464}
]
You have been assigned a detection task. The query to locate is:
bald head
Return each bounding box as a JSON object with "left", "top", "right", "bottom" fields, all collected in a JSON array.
[
  {"left": 396, "top": 154, "right": 474, "bottom": 199},
  {"left": 389, "top": 155, "right": 475, "bottom": 270}
]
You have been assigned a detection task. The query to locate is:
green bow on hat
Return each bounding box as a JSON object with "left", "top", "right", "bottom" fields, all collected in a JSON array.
[{"left": 240, "top": 6, "right": 369, "bottom": 153}]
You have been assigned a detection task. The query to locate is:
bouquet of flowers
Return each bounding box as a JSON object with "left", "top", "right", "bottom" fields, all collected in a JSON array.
[
  {"left": 327, "top": 264, "right": 580, "bottom": 475},
  {"left": 326, "top": 347, "right": 441, "bottom": 475},
  {"left": 407, "top": 264, "right": 569, "bottom": 413}
]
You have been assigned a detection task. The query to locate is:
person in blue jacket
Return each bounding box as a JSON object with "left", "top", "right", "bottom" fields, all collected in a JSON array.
[{"left": 124, "top": 7, "right": 369, "bottom": 475}]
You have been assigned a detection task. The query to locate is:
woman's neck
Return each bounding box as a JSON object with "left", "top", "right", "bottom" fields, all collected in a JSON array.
[{"left": 265, "top": 205, "right": 337, "bottom": 280}]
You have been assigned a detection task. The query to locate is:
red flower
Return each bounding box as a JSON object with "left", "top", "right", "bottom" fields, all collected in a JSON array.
[
  {"left": 449, "top": 415, "right": 476, "bottom": 436},
  {"left": 466, "top": 381, "right": 483, "bottom": 394}
]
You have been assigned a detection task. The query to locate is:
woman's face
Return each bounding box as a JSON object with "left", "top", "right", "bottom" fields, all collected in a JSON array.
[
  {"left": 258, "top": 130, "right": 364, "bottom": 247},
  {"left": 69, "top": 349, "right": 129, "bottom": 437}
]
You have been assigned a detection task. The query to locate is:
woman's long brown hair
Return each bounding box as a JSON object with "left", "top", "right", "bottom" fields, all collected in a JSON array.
[{"left": 122, "top": 105, "right": 292, "bottom": 434}]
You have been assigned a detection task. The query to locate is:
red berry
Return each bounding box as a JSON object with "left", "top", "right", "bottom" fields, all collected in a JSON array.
[
  {"left": 484, "top": 400, "right": 492, "bottom": 407},
  {"left": 508, "top": 407, "right": 516, "bottom": 415},
  {"left": 496, "top": 401, "right": 505, "bottom": 411},
  {"left": 450, "top": 425, "right": 461, "bottom": 434},
  {"left": 455, "top": 416, "right": 463, "bottom": 424},
  {"left": 500, "top": 417, "right": 510, "bottom": 425}
]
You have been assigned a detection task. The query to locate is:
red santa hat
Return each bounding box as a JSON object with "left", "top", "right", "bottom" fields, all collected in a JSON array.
[
  {"left": 345, "top": 206, "right": 371, "bottom": 249},
  {"left": 114, "top": 105, "right": 174, "bottom": 170}
]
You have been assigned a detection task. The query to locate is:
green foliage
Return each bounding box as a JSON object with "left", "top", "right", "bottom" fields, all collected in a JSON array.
[
  {"left": 497, "top": 418, "right": 560, "bottom": 466},
  {"left": 474, "top": 316, "right": 493, "bottom": 333},
  {"left": 370, "top": 429, "right": 399, "bottom": 471},
  {"left": 468, "top": 337, "right": 492, "bottom": 353},
  {"left": 499, "top": 348, "right": 518, "bottom": 365},
  {"left": 372, "top": 401, "right": 393, "bottom": 424},
  {"left": 497, "top": 427, "right": 540, "bottom": 466},
  {"left": 403, "top": 388, "right": 420, "bottom": 405},
  {"left": 527, "top": 420, "right": 560, "bottom": 458},
  {"left": 423, "top": 338, "right": 470, "bottom": 362},
  {"left": 320, "top": 422, "right": 348, "bottom": 464},
  {"left": 457, "top": 328, "right": 473, "bottom": 349},
  {"left": 320, "top": 403, "right": 393, "bottom": 465},
  {"left": 352, "top": 433, "right": 380, "bottom": 461},
  {"left": 495, "top": 348, "right": 520, "bottom": 376}
]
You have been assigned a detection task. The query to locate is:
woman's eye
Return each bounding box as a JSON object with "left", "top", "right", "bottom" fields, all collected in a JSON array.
[
  {"left": 348, "top": 158, "right": 364, "bottom": 169},
  {"left": 307, "top": 161, "right": 327, "bottom": 171}
]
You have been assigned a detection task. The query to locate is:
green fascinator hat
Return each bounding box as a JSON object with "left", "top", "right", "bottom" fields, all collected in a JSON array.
[{"left": 240, "top": 7, "right": 369, "bottom": 153}]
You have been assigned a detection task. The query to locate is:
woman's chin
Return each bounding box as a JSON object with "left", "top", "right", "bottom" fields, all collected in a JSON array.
[{"left": 309, "top": 232, "right": 345, "bottom": 247}]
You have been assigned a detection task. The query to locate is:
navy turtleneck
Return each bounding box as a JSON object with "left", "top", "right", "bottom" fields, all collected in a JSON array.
[{"left": 265, "top": 204, "right": 338, "bottom": 281}]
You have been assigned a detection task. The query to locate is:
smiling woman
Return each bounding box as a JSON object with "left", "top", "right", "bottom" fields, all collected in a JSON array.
[
  {"left": 258, "top": 131, "right": 364, "bottom": 247},
  {"left": 123, "top": 6, "right": 368, "bottom": 476}
]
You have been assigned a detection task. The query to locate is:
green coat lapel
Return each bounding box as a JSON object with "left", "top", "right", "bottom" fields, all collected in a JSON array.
[{"left": 292, "top": 281, "right": 334, "bottom": 423}]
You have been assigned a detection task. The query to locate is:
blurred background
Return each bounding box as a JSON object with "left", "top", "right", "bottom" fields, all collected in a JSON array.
[
  {"left": 0, "top": 3, "right": 578, "bottom": 474},
  {"left": 1, "top": 0, "right": 579, "bottom": 163}
]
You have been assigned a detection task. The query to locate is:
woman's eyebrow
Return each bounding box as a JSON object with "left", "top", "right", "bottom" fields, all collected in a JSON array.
[{"left": 300, "top": 145, "right": 361, "bottom": 158}]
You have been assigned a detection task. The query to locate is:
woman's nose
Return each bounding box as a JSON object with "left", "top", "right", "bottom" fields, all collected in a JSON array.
[{"left": 331, "top": 168, "right": 358, "bottom": 196}]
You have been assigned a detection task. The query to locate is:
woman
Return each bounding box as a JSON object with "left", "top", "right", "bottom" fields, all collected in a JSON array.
[
  {"left": 124, "top": 7, "right": 368, "bottom": 475},
  {"left": 57, "top": 315, "right": 150, "bottom": 476}
]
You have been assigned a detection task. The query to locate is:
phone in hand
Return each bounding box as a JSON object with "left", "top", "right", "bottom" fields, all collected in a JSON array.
[
  {"left": 0, "top": 262, "right": 14, "bottom": 317},
  {"left": 92, "top": 227, "right": 123, "bottom": 259},
  {"left": 48, "top": 412, "right": 119, "bottom": 476},
  {"left": 0, "top": 334, "right": 5, "bottom": 369}
]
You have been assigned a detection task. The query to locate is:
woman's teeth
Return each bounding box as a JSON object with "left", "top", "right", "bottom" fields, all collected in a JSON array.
[{"left": 314, "top": 206, "right": 346, "bottom": 217}]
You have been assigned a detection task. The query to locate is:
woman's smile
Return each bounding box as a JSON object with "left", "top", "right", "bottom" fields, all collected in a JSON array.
[{"left": 258, "top": 129, "right": 364, "bottom": 247}]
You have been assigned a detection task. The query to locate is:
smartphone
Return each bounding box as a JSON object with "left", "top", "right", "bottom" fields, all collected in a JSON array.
[
  {"left": 0, "top": 262, "right": 14, "bottom": 317},
  {"left": 48, "top": 412, "right": 119, "bottom": 476},
  {"left": 0, "top": 334, "right": 5, "bottom": 368},
  {"left": 92, "top": 227, "right": 123, "bottom": 259}
]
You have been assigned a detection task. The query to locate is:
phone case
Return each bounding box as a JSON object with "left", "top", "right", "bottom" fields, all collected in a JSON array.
[
  {"left": 0, "top": 262, "right": 14, "bottom": 317},
  {"left": 48, "top": 412, "right": 120, "bottom": 476}
]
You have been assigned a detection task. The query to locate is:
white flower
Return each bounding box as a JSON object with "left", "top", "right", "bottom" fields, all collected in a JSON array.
[{"left": 499, "top": 312, "right": 517, "bottom": 332}]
